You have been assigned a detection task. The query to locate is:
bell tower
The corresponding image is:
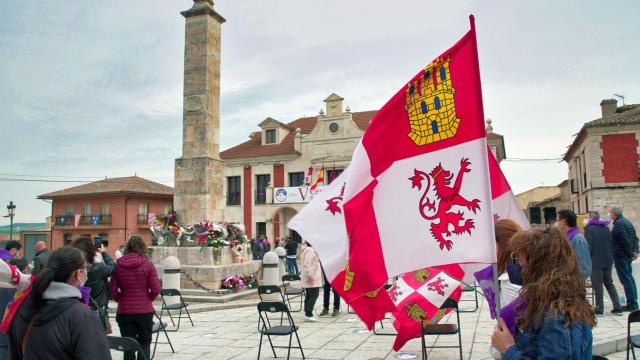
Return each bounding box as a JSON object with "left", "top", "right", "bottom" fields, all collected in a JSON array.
[{"left": 174, "top": 0, "right": 226, "bottom": 224}]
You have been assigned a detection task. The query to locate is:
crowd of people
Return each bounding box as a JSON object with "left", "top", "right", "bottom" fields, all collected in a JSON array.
[{"left": 0, "top": 204, "right": 635, "bottom": 358}]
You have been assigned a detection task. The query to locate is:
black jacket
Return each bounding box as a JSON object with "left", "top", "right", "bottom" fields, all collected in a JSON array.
[
  {"left": 612, "top": 216, "right": 639, "bottom": 260},
  {"left": 32, "top": 249, "right": 50, "bottom": 276},
  {"left": 9, "top": 282, "right": 110, "bottom": 360},
  {"left": 87, "top": 252, "right": 116, "bottom": 308},
  {"left": 585, "top": 223, "right": 614, "bottom": 268},
  {"left": 284, "top": 240, "right": 298, "bottom": 256}
]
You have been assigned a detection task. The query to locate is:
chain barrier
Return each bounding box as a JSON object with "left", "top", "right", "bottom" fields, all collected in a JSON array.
[{"left": 180, "top": 269, "right": 219, "bottom": 294}]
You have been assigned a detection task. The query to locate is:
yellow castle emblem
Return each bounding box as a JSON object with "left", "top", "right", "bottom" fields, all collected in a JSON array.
[{"left": 405, "top": 57, "right": 460, "bottom": 146}]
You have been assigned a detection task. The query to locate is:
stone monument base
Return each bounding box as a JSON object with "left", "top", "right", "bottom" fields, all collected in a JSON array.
[{"left": 149, "top": 246, "right": 261, "bottom": 290}]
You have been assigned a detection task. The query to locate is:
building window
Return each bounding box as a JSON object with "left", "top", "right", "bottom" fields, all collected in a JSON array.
[
  {"left": 255, "top": 174, "right": 270, "bottom": 204},
  {"left": 137, "top": 203, "right": 149, "bottom": 225},
  {"left": 83, "top": 203, "right": 91, "bottom": 215},
  {"left": 265, "top": 129, "right": 276, "bottom": 144},
  {"left": 227, "top": 176, "right": 241, "bottom": 205},
  {"left": 529, "top": 207, "right": 541, "bottom": 225},
  {"left": 63, "top": 233, "right": 73, "bottom": 245},
  {"left": 256, "top": 222, "right": 267, "bottom": 238},
  {"left": 327, "top": 169, "right": 343, "bottom": 184},
  {"left": 329, "top": 123, "right": 339, "bottom": 133},
  {"left": 288, "top": 172, "right": 305, "bottom": 187},
  {"left": 543, "top": 207, "right": 557, "bottom": 225},
  {"left": 100, "top": 203, "right": 110, "bottom": 215},
  {"left": 64, "top": 204, "right": 74, "bottom": 215}
]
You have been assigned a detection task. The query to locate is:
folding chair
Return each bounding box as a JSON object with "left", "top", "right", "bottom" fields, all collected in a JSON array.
[
  {"left": 585, "top": 279, "right": 595, "bottom": 306},
  {"left": 592, "top": 356, "right": 609, "bottom": 360},
  {"left": 459, "top": 282, "right": 479, "bottom": 312},
  {"left": 281, "top": 274, "right": 304, "bottom": 312},
  {"left": 107, "top": 336, "right": 149, "bottom": 360},
  {"left": 421, "top": 299, "right": 462, "bottom": 360},
  {"left": 159, "top": 289, "right": 194, "bottom": 331},
  {"left": 627, "top": 309, "right": 640, "bottom": 360},
  {"left": 257, "top": 301, "right": 305, "bottom": 359},
  {"left": 257, "top": 286, "right": 287, "bottom": 331},
  {"left": 151, "top": 311, "right": 174, "bottom": 359}
]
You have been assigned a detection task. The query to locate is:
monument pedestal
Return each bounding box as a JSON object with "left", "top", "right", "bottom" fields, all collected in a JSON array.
[{"left": 150, "top": 246, "right": 261, "bottom": 290}]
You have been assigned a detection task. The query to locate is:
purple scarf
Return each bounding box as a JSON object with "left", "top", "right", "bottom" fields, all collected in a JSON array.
[
  {"left": 566, "top": 226, "right": 580, "bottom": 240},
  {"left": 587, "top": 217, "right": 610, "bottom": 227}
]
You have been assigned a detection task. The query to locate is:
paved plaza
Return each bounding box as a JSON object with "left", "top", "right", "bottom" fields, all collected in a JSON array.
[{"left": 107, "top": 286, "right": 633, "bottom": 360}]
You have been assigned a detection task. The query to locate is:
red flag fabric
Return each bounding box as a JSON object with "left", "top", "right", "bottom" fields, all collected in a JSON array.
[
  {"left": 304, "top": 167, "right": 313, "bottom": 186},
  {"left": 290, "top": 16, "right": 495, "bottom": 330},
  {"left": 390, "top": 264, "right": 465, "bottom": 350},
  {"left": 310, "top": 167, "right": 325, "bottom": 191}
]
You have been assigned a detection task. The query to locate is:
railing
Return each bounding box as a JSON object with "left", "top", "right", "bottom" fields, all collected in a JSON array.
[
  {"left": 55, "top": 215, "right": 74, "bottom": 226},
  {"left": 99, "top": 215, "right": 112, "bottom": 225},
  {"left": 137, "top": 214, "right": 148, "bottom": 225},
  {"left": 79, "top": 215, "right": 93, "bottom": 225}
]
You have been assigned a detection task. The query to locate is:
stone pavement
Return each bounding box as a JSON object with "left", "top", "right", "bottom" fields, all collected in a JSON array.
[{"left": 107, "top": 287, "right": 632, "bottom": 360}]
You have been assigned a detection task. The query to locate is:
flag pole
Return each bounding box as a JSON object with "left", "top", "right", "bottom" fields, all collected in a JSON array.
[{"left": 493, "top": 263, "right": 502, "bottom": 323}]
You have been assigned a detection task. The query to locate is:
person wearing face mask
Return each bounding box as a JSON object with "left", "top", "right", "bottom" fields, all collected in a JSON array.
[
  {"left": 8, "top": 246, "right": 111, "bottom": 359},
  {"left": 491, "top": 227, "right": 595, "bottom": 359},
  {"left": 109, "top": 235, "right": 161, "bottom": 360},
  {"left": 556, "top": 210, "right": 592, "bottom": 279},
  {"left": 494, "top": 219, "right": 523, "bottom": 305},
  {"left": 584, "top": 211, "right": 622, "bottom": 316}
]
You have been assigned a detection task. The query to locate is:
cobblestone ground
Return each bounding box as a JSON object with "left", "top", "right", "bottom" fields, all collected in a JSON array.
[{"left": 107, "top": 282, "right": 633, "bottom": 360}]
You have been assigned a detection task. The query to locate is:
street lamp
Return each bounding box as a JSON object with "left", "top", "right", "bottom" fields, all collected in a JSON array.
[{"left": 5, "top": 201, "right": 16, "bottom": 241}]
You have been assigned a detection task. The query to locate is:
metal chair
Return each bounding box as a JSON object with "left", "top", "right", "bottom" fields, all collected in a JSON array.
[
  {"left": 586, "top": 279, "right": 595, "bottom": 306},
  {"left": 459, "top": 282, "right": 479, "bottom": 312},
  {"left": 281, "top": 274, "right": 304, "bottom": 312},
  {"left": 151, "top": 311, "right": 174, "bottom": 359},
  {"left": 421, "top": 299, "right": 462, "bottom": 360},
  {"left": 159, "top": 288, "right": 194, "bottom": 331},
  {"left": 107, "top": 336, "right": 149, "bottom": 360},
  {"left": 257, "top": 301, "right": 305, "bottom": 359},
  {"left": 593, "top": 356, "right": 609, "bottom": 360},
  {"left": 627, "top": 309, "right": 640, "bottom": 359}
]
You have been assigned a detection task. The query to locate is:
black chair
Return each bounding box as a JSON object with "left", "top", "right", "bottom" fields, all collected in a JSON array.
[
  {"left": 628, "top": 309, "right": 640, "bottom": 359},
  {"left": 107, "top": 336, "right": 149, "bottom": 360},
  {"left": 258, "top": 285, "right": 286, "bottom": 302},
  {"left": 421, "top": 299, "right": 462, "bottom": 360},
  {"left": 151, "top": 311, "right": 174, "bottom": 359},
  {"left": 257, "top": 301, "right": 305, "bottom": 359},
  {"left": 281, "top": 275, "right": 304, "bottom": 312},
  {"left": 586, "top": 279, "right": 595, "bottom": 306},
  {"left": 459, "top": 282, "right": 479, "bottom": 312},
  {"left": 593, "top": 356, "right": 609, "bottom": 360},
  {"left": 159, "top": 288, "right": 194, "bottom": 331}
]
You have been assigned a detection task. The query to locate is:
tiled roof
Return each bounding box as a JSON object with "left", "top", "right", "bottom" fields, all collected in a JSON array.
[
  {"left": 564, "top": 104, "right": 640, "bottom": 161},
  {"left": 38, "top": 176, "right": 174, "bottom": 199},
  {"left": 220, "top": 110, "right": 376, "bottom": 160}
]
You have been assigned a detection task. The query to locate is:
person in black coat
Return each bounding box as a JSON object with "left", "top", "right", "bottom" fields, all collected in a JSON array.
[
  {"left": 585, "top": 211, "right": 622, "bottom": 315},
  {"left": 31, "top": 241, "right": 50, "bottom": 276},
  {"left": 610, "top": 206, "right": 640, "bottom": 310},
  {"left": 8, "top": 246, "right": 110, "bottom": 360}
]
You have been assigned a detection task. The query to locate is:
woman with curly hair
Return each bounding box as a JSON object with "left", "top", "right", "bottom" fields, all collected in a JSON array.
[{"left": 491, "top": 227, "right": 595, "bottom": 359}]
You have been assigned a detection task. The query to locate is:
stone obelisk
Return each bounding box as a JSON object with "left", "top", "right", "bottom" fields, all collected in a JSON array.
[{"left": 174, "top": 0, "right": 226, "bottom": 224}]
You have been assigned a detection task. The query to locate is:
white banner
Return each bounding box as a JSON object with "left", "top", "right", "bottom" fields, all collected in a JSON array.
[{"left": 273, "top": 186, "right": 325, "bottom": 204}]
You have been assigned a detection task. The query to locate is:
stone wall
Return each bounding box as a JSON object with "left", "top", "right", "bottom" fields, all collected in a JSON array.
[{"left": 590, "top": 187, "right": 640, "bottom": 226}]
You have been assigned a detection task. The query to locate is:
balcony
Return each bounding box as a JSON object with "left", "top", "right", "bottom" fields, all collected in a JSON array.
[
  {"left": 55, "top": 215, "right": 74, "bottom": 226},
  {"left": 79, "top": 215, "right": 93, "bottom": 225},
  {"left": 99, "top": 215, "right": 112, "bottom": 225},
  {"left": 137, "top": 213, "right": 149, "bottom": 225}
]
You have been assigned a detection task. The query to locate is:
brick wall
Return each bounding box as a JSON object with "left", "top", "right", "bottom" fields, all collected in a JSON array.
[{"left": 601, "top": 133, "right": 639, "bottom": 183}]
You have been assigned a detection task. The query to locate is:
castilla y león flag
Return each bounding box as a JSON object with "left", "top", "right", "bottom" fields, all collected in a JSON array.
[{"left": 289, "top": 16, "right": 496, "bottom": 328}]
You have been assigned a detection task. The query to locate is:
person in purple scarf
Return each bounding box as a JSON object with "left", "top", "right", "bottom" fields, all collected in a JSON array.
[
  {"left": 556, "top": 210, "right": 592, "bottom": 279},
  {"left": 584, "top": 211, "right": 623, "bottom": 316}
]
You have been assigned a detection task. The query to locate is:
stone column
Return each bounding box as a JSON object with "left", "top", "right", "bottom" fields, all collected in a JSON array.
[{"left": 174, "top": 0, "right": 226, "bottom": 225}]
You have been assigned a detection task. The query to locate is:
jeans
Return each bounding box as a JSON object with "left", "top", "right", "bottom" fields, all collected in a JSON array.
[
  {"left": 285, "top": 257, "right": 298, "bottom": 274},
  {"left": 117, "top": 312, "right": 154, "bottom": 360},
  {"left": 614, "top": 258, "right": 638, "bottom": 308},
  {"left": 323, "top": 273, "right": 340, "bottom": 310},
  {"left": 590, "top": 264, "right": 621, "bottom": 312},
  {"left": 304, "top": 288, "right": 320, "bottom": 317}
]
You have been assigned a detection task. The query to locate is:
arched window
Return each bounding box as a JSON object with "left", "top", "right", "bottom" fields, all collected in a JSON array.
[
  {"left": 434, "top": 96, "right": 441, "bottom": 110},
  {"left": 440, "top": 67, "right": 446, "bottom": 81},
  {"left": 421, "top": 101, "right": 427, "bottom": 114}
]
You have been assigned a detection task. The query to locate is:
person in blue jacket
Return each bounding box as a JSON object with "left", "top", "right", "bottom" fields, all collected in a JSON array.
[{"left": 492, "top": 227, "right": 595, "bottom": 359}]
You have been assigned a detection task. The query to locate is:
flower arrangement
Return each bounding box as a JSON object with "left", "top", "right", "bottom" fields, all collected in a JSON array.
[
  {"left": 239, "top": 273, "right": 258, "bottom": 289},
  {"left": 150, "top": 210, "right": 246, "bottom": 249},
  {"left": 221, "top": 276, "right": 244, "bottom": 290}
]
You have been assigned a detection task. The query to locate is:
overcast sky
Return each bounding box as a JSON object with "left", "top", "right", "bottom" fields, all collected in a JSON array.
[{"left": 1, "top": 0, "right": 639, "bottom": 224}]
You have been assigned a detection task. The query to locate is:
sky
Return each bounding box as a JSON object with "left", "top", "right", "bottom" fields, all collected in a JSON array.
[{"left": 1, "top": 0, "right": 639, "bottom": 224}]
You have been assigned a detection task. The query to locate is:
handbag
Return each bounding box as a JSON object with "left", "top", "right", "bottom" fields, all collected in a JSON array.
[{"left": 89, "top": 296, "right": 112, "bottom": 334}]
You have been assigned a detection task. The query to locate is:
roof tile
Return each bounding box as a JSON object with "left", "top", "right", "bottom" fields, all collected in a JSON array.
[{"left": 38, "top": 176, "right": 173, "bottom": 199}]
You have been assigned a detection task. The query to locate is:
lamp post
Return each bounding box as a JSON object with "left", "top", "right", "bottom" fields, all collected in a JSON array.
[{"left": 5, "top": 201, "right": 16, "bottom": 241}]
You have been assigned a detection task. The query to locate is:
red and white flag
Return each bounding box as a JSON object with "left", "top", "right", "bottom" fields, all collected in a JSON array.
[
  {"left": 304, "top": 167, "right": 313, "bottom": 186},
  {"left": 310, "top": 166, "right": 325, "bottom": 191},
  {"left": 290, "top": 16, "right": 496, "bottom": 328},
  {"left": 487, "top": 149, "right": 529, "bottom": 229},
  {"left": 390, "top": 264, "right": 465, "bottom": 350}
]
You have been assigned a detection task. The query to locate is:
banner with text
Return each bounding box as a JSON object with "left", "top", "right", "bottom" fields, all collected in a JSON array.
[{"left": 273, "top": 186, "right": 325, "bottom": 204}]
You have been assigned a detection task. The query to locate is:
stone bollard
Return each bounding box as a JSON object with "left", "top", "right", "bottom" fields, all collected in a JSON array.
[
  {"left": 633, "top": 259, "right": 640, "bottom": 299},
  {"left": 163, "top": 256, "right": 181, "bottom": 306},
  {"left": 275, "top": 247, "right": 286, "bottom": 277},
  {"left": 262, "top": 251, "right": 280, "bottom": 287}
]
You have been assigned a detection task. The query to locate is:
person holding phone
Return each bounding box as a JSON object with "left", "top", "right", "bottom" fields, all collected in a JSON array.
[{"left": 70, "top": 237, "right": 116, "bottom": 332}]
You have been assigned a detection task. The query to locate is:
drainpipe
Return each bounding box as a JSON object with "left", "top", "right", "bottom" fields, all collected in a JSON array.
[{"left": 124, "top": 196, "right": 131, "bottom": 243}]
